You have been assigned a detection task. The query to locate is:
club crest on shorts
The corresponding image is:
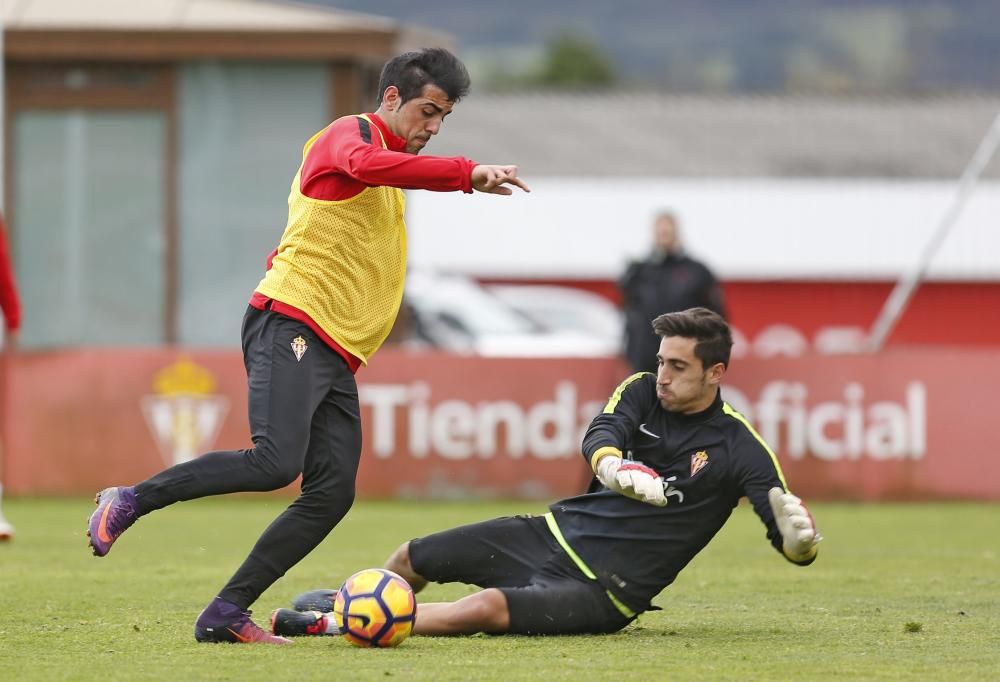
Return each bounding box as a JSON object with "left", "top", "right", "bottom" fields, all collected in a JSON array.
[
  {"left": 691, "top": 451, "right": 709, "bottom": 476},
  {"left": 291, "top": 335, "right": 308, "bottom": 361}
]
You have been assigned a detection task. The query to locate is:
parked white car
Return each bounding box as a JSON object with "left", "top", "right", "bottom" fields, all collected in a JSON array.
[
  {"left": 485, "top": 283, "right": 624, "bottom": 356},
  {"left": 403, "top": 272, "right": 618, "bottom": 357}
]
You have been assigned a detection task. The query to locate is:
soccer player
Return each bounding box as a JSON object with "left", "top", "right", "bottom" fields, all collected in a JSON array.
[
  {"left": 0, "top": 213, "right": 22, "bottom": 542},
  {"left": 272, "top": 308, "right": 821, "bottom": 637},
  {"left": 86, "top": 48, "right": 530, "bottom": 645}
]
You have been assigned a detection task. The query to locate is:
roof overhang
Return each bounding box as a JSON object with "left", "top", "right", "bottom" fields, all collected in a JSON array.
[
  {"left": 2, "top": 0, "right": 403, "bottom": 62},
  {"left": 4, "top": 28, "right": 398, "bottom": 62}
]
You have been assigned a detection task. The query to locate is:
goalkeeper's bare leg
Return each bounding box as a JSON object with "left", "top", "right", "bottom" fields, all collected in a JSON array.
[
  {"left": 410, "top": 591, "right": 510, "bottom": 635},
  {"left": 384, "top": 540, "right": 511, "bottom": 634}
]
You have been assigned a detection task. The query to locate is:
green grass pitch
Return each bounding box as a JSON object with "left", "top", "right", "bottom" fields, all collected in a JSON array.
[{"left": 1, "top": 497, "right": 998, "bottom": 680}]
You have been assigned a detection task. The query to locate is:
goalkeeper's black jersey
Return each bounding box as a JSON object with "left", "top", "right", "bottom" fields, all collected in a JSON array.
[{"left": 548, "top": 372, "right": 801, "bottom": 614}]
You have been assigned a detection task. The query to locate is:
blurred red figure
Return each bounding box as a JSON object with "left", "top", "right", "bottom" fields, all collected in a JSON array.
[{"left": 0, "top": 213, "right": 22, "bottom": 541}]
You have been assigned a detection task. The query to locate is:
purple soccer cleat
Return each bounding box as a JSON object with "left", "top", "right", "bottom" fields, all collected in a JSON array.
[
  {"left": 196, "top": 598, "right": 292, "bottom": 645},
  {"left": 87, "top": 486, "right": 138, "bottom": 557}
]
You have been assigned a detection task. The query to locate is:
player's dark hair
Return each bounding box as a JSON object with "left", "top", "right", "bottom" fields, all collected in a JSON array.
[
  {"left": 652, "top": 307, "right": 732, "bottom": 369},
  {"left": 376, "top": 48, "right": 471, "bottom": 106}
]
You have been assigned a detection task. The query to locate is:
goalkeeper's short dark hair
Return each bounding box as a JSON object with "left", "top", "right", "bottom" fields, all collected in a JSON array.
[
  {"left": 376, "top": 48, "right": 471, "bottom": 106},
  {"left": 652, "top": 307, "right": 733, "bottom": 369}
]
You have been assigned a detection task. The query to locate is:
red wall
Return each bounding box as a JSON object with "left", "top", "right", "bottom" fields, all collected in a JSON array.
[
  {"left": 3, "top": 348, "right": 998, "bottom": 501},
  {"left": 723, "top": 281, "right": 1000, "bottom": 347},
  {"left": 478, "top": 278, "right": 1000, "bottom": 347}
]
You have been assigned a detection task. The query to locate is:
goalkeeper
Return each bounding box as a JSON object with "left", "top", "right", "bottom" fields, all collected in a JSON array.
[{"left": 274, "top": 307, "right": 821, "bottom": 637}]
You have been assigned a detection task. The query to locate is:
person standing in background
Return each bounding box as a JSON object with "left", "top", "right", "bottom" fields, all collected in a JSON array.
[
  {"left": 620, "top": 211, "right": 727, "bottom": 374},
  {"left": 0, "top": 214, "right": 23, "bottom": 541}
]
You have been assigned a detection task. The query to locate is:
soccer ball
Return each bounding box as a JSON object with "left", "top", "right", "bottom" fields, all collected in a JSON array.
[{"left": 333, "top": 568, "right": 417, "bottom": 648}]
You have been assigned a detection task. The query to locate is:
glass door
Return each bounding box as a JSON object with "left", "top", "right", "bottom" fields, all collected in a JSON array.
[
  {"left": 14, "top": 110, "right": 167, "bottom": 346},
  {"left": 7, "top": 64, "right": 174, "bottom": 348}
]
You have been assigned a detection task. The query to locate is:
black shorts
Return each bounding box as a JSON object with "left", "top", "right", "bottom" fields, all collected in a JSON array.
[{"left": 408, "top": 514, "right": 635, "bottom": 635}]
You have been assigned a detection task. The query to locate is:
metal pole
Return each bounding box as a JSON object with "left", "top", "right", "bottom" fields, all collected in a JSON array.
[{"left": 866, "top": 110, "right": 1000, "bottom": 352}]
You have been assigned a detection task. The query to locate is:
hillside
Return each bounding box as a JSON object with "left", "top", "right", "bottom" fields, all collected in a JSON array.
[{"left": 302, "top": 0, "right": 1000, "bottom": 93}]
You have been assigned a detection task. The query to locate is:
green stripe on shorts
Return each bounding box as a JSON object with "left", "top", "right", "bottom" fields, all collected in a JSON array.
[{"left": 544, "top": 512, "right": 636, "bottom": 618}]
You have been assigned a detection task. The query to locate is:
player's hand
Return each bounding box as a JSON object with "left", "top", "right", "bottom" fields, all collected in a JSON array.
[
  {"left": 768, "top": 487, "right": 821, "bottom": 561},
  {"left": 471, "top": 164, "right": 531, "bottom": 195},
  {"left": 596, "top": 456, "right": 667, "bottom": 507}
]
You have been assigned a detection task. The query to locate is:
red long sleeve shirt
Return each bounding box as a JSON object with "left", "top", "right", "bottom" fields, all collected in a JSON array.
[
  {"left": 300, "top": 113, "right": 475, "bottom": 200},
  {"left": 0, "top": 217, "right": 22, "bottom": 333},
  {"left": 250, "top": 113, "right": 477, "bottom": 370}
]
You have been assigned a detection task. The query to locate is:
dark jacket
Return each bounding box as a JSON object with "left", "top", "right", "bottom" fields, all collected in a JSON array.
[{"left": 619, "top": 252, "right": 726, "bottom": 373}]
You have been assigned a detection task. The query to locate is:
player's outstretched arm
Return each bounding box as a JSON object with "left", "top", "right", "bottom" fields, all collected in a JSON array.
[
  {"left": 767, "top": 487, "right": 821, "bottom": 562},
  {"left": 471, "top": 164, "right": 531, "bottom": 195}
]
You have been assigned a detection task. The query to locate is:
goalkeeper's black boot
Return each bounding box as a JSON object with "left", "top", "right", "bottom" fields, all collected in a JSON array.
[
  {"left": 270, "top": 608, "right": 338, "bottom": 637},
  {"left": 292, "top": 589, "right": 338, "bottom": 613}
]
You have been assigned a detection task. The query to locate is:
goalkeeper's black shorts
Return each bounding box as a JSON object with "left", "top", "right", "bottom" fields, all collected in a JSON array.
[{"left": 408, "top": 514, "right": 636, "bottom": 635}]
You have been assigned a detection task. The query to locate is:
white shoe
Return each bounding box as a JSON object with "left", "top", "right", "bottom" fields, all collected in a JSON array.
[{"left": 0, "top": 514, "right": 14, "bottom": 541}]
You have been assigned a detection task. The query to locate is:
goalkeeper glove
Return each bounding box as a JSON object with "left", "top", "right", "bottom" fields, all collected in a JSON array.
[
  {"left": 596, "top": 455, "right": 667, "bottom": 507},
  {"left": 768, "top": 487, "right": 821, "bottom": 561}
]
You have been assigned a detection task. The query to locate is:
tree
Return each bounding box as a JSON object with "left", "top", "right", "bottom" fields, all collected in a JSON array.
[{"left": 533, "top": 33, "right": 617, "bottom": 89}]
